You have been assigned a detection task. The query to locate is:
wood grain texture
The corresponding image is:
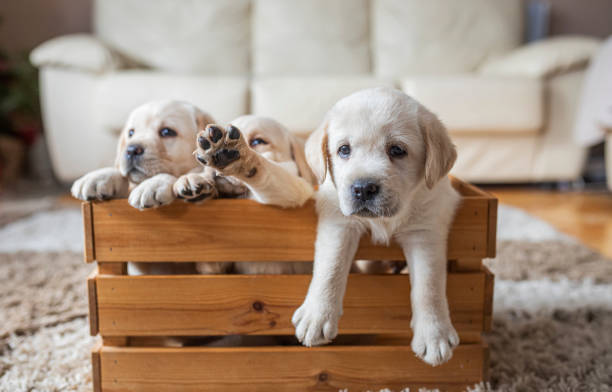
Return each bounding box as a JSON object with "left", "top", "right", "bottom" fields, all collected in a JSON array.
[
  {"left": 483, "top": 266, "right": 494, "bottom": 332},
  {"left": 98, "top": 262, "right": 126, "bottom": 275},
  {"left": 86, "top": 178, "right": 496, "bottom": 262},
  {"left": 91, "top": 341, "right": 102, "bottom": 392},
  {"left": 95, "top": 273, "right": 487, "bottom": 338},
  {"left": 82, "top": 202, "right": 95, "bottom": 263},
  {"left": 98, "top": 344, "right": 486, "bottom": 392},
  {"left": 87, "top": 270, "right": 99, "bottom": 336},
  {"left": 487, "top": 198, "right": 498, "bottom": 258}
]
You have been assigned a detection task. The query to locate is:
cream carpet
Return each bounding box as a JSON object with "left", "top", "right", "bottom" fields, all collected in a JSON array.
[{"left": 0, "top": 204, "right": 611, "bottom": 391}]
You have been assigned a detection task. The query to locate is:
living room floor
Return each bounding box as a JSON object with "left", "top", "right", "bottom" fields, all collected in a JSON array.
[{"left": 486, "top": 187, "right": 612, "bottom": 259}]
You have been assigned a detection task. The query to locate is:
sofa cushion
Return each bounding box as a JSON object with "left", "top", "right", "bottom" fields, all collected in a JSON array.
[
  {"left": 479, "top": 36, "right": 601, "bottom": 79},
  {"left": 94, "top": 0, "right": 250, "bottom": 74},
  {"left": 252, "top": 77, "right": 395, "bottom": 134},
  {"left": 95, "top": 71, "right": 249, "bottom": 132},
  {"left": 253, "top": 0, "right": 370, "bottom": 75},
  {"left": 373, "top": 0, "right": 523, "bottom": 77},
  {"left": 401, "top": 75, "right": 543, "bottom": 134}
]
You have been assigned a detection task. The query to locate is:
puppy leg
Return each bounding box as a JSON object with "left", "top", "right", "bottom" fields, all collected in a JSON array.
[
  {"left": 71, "top": 167, "right": 129, "bottom": 201},
  {"left": 128, "top": 173, "right": 177, "bottom": 210},
  {"left": 398, "top": 231, "right": 458, "bottom": 366},
  {"left": 292, "top": 219, "right": 361, "bottom": 346},
  {"left": 174, "top": 166, "right": 218, "bottom": 203},
  {"left": 194, "top": 124, "right": 313, "bottom": 207}
]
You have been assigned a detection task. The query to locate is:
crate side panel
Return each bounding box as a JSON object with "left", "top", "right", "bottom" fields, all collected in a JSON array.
[
  {"left": 96, "top": 273, "right": 485, "bottom": 337},
  {"left": 91, "top": 197, "right": 490, "bottom": 262},
  {"left": 99, "top": 344, "right": 485, "bottom": 392}
]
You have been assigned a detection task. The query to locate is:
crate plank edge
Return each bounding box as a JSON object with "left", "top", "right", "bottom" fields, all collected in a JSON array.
[{"left": 84, "top": 176, "right": 497, "bottom": 392}]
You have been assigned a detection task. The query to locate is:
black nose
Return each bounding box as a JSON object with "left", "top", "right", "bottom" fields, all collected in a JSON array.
[
  {"left": 126, "top": 144, "right": 144, "bottom": 158},
  {"left": 351, "top": 180, "right": 380, "bottom": 202}
]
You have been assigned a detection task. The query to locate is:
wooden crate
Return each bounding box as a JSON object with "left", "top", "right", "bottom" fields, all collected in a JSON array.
[{"left": 83, "top": 177, "right": 497, "bottom": 392}]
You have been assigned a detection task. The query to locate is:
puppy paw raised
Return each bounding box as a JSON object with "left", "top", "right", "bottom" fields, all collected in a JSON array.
[
  {"left": 195, "top": 124, "right": 256, "bottom": 178},
  {"left": 292, "top": 299, "right": 341, "bottom": 347},
  {"left": 173, "top": 172, "right": 217, "bottom": 203},
  {"left": 411, "top": 316, "right": 459, "bottom": 366},
  {"left": 71, "top": 168, "right": 128, "bottom": 201},
  {"left": 128, "top": 174, "right": 176, "bottom": 210}
]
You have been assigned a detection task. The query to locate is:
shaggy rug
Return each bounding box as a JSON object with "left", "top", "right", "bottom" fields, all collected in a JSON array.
[{"left": 0, "top": 204, "right": 611, "bottom": 391}]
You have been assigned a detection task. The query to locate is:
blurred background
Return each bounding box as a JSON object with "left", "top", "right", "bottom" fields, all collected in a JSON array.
[{"left": 1, "top": 0, "right": 611, "bottom": 190}]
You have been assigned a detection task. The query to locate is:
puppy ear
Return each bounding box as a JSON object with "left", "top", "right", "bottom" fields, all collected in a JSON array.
[
  {"left": 418, "top": 105, "right": 457, "bottom": 189},
  {"left": 289, "top": 134, "right": 317, "bottom": 185},
  {"left": 305, "top": 119, "right": 330, "bottom": 184},
  {"left": 194, "top": 108, "right": 215, "bottom": 131}
]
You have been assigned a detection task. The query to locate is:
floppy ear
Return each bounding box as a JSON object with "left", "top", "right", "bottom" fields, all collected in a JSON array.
[
  {"left": 194, "top": 108, "right": 215, "bottom": 131},
  {"left": 289, "top": 134, "right": 317, "bottom": 185},
  {"left": 305, "top": 119, "right": 330, "bottom": 184},
  {"left": 418, "top": 105, "right": 457, "bottom": 189}
]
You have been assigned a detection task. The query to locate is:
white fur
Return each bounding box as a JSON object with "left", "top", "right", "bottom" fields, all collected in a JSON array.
[
  {"left": 293, "top": 88, "right": 460, "bottom": 366},
  {"left": 193, "top": 115, "right": 316, "bottom": 275},
  {"left": 71, "top": 100, "right": 216, "bottom": 210}
]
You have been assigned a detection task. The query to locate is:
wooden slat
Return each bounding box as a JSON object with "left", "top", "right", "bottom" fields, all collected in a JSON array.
[
  {"left": 99, "top": 344, "right": 486, "bottom": 392},
  {"left": 483, "top": 266, "right": 494, "bottom": 332},
  {"left": 98, "top": 262, "right": 127, "bottom": 275},
  {"left": 87, "top": 270, "right": 99, "bottom": 336},
  {"left": 88, "top": 179, "right": 495, "bottom": 262},
  {"left": 82, "top": 202, "right": 95, "bottom": 263},
  {"left": 91, "top": 341, "right": 102, "bottom": 392},
  {"left": 96, "top": 273, "right": 486, "bottom": 338},
  {"left": 487, "top": 197, "right": 498, "bottom": 258}
]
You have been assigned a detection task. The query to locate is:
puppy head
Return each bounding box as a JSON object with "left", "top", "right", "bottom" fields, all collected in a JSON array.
[
  {"left": 307, "top": 87, "right": 456, "bottom": 218},
  {"left": 115, "top": 100, "right": 214, "bottom": 184},
  {"left": 230, "top": 115, "right": 316, "bottom": 184}
]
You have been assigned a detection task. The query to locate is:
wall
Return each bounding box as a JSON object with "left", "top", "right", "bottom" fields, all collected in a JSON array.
[
  {"left": 549, "top": 0, "right": 612, "bottom": 38},
  {"left": 0, "top": 0, "right": 92, "bottom": 55}
]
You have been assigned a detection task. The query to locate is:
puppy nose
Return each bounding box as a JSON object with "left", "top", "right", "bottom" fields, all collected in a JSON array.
[
  {"left": 126, "top": 144, "right": 144, "bottom": 158},
  {"left": 351, "top": 180, "right": 380, "bottom": 201}
]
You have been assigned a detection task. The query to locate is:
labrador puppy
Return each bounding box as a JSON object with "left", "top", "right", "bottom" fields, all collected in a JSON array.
[
  {"left": 291, "top": 88, "right": 460, "bottom": 366},
  {"left": 71, "top": 100, "right": 217, "bottom": 208},
  {"left": 193, "top": 115, "right": 315, "bottom": 274},
  {"left": 71, "top": 100, "right": 217, "bottom": 275}
]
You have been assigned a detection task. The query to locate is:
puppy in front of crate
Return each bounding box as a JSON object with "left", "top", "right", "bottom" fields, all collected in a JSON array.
[
  {"left": 71, "top": 100, "right": 217, "bottom": 275},
  {"left": 193, "top": 115, "right": 316, "bottom": 274},
  {"left": 291, "top": 87, "right": 460, "bottom": 366},
  {"left": 71, "top": 100, "right": 218, "bottom": 208}
]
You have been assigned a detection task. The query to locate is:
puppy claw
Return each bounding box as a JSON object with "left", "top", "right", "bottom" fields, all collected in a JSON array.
[
  {"left": 292, "top": 299, "right": 341, "bottom": 347},
  {"left": 410, "top": 316, "right": 459, "bottom": 366}
]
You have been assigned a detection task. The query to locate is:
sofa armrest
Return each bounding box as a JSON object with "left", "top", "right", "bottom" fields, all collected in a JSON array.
[
  {"left": 479, "top": 35, "right": 601, "bottom": 79},
  {"left": 30, "top": 34, "right": 128, "bottom": 73}
]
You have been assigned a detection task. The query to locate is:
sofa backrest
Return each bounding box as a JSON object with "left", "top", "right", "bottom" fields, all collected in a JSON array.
[
  {"left": 94, "top": 0, "right": 250, "bottom": 74},
  {"left": 94, "top": 0, "right": 523, "bottom": 76},
  {"left": 373, "top": 0, "right": 524, "bottom": 77}
]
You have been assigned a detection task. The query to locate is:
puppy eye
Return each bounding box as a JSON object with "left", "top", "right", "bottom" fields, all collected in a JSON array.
[
  {"left": 128, "top": 129, "right": 134, "bottom": 137},
  {"left": 159, "top": 127, "right": 177, "bottom": 137},
  {"left": 250, "top": 138, "right": 268, "bottom": 147},
  {"left": 338, "top": 144, "right": 351, "bottom": 158},
  {"left": 388, "top": 145, "right": 407, "bottom": 158}
]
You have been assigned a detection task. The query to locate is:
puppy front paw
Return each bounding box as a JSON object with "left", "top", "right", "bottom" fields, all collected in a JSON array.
[
  {"left": 195, "top": 124, "right": 255, "bottom": 178},
  {"left": 411, "top": 315, "right": 459, "bottom": 366},
  {"left": 71, "top": 168, "right": 128, "bottom": 201},
  {"left": 128, "top": 175, "right": 175, "bottom": 210},
  {"left": 173, "top": 173, "right": 217, "bottom": 203},
  {"left": 292, "top": 298, "right": 342, "bottom": 347}
]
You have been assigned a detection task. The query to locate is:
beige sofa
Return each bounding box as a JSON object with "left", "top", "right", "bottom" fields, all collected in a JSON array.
[{"left": 31, "top": 0, "right": 600, "bottom": 183}]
